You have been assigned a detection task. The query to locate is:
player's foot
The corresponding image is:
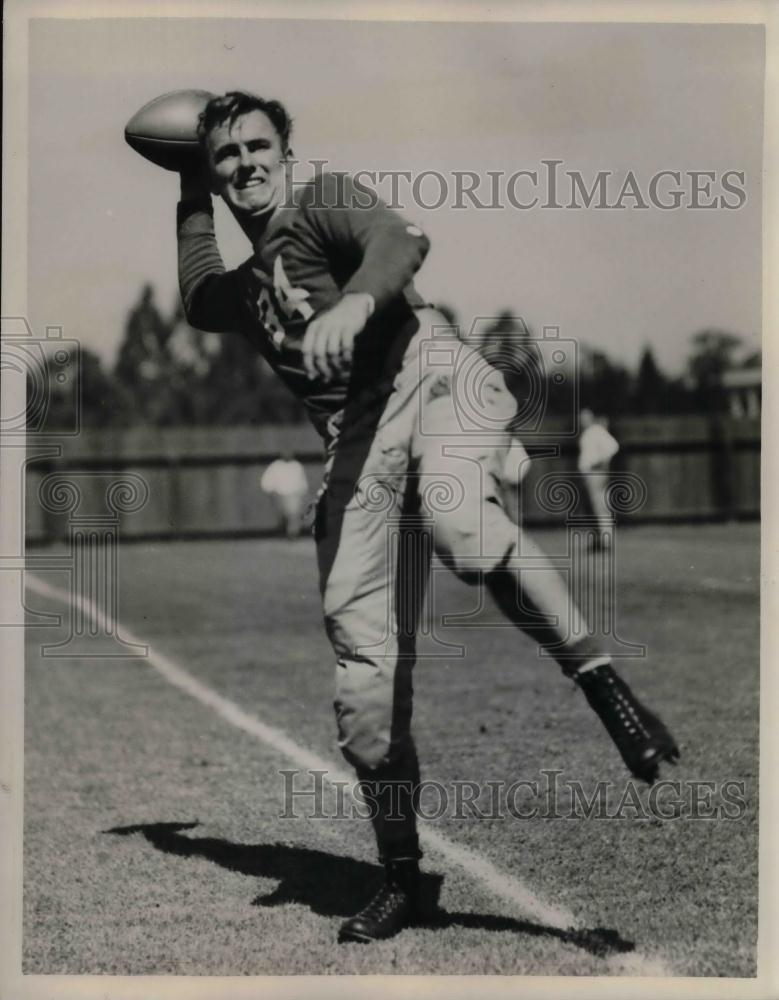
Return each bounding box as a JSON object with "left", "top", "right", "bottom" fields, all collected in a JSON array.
[
  {"left": 338, "top": 859, "right": 420, "bottom": 943},
  {"left": 575, "top": 663, "right": 680, "bottom": 783}
]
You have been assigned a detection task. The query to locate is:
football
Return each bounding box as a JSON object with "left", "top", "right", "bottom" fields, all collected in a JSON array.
[{"left": 125, "top": 89, "right": 215, "bottom": 171}]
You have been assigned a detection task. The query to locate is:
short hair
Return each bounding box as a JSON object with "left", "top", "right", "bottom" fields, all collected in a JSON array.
[{"left": 197, "top": 91, "right": 294, "bottom": 150}]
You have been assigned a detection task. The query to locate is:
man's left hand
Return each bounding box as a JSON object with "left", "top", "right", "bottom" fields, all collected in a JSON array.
[{"left": 302, "top": 293, "right": 375, "bottom": 382}]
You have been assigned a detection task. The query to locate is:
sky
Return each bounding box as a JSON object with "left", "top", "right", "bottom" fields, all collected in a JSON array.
[{"left": 27, "top": 17, "right": 764, "bottom": 376}]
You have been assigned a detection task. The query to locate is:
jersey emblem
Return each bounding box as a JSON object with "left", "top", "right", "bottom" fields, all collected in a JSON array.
[{"left": 273, "top": 256, "right": 315, "bottom": 321}]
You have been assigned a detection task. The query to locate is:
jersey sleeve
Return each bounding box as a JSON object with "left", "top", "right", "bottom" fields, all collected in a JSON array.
[
  {"left": 177, "top": 196, "right": 253, "bottom": 334},
  {"left": 301, "top": 173, "right": 430, "bottom": 312}
]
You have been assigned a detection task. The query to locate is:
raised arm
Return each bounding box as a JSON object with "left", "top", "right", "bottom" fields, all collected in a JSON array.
[{"left": 177, "top": 168, "right": 249, "bottom": 334}]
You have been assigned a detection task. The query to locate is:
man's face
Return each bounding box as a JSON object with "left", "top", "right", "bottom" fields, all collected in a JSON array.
[{"left": 205, "top": 109, "right": 287, "bottom": 218}]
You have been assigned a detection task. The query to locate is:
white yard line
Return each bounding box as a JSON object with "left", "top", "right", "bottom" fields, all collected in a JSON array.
[{"left": 25, "top": 572, "right": 672, "bottom": 976}]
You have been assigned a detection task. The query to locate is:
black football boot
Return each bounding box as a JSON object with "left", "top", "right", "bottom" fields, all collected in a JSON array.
[
  {"left": 575, "top": 663, "right": 680, "bottom": 783},
  {"left": 338, "top": 858, "right": 420, "bottom": 944}
]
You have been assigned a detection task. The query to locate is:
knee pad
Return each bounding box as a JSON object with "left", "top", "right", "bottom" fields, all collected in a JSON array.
[
  {"left": 434, "top": 507, "right": 517, "bottom": 582},
  {"left": 336, "top": 699, "right": 408, "bottom": 772},
  {"left": 338, "top": 732, "right": 393, "bottom": 772}
]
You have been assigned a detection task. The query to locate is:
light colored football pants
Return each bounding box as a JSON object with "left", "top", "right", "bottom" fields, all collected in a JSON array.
[{"left": 315, "top": 308, "right": 525, "bottom": 771}]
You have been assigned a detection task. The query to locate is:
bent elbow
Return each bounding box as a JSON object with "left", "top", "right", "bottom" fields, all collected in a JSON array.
[{"left": 181, "top": 279, "right": 223, "bottom": 333}]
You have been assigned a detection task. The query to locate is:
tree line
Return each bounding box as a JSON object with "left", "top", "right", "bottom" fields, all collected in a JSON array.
[{"left": 36, "top": 286, "right": 760, "bottom": 429}]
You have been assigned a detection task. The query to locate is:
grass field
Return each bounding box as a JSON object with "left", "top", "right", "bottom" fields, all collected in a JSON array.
[{"left": 23, "top": 523, "right": 759, "bottom": 976}]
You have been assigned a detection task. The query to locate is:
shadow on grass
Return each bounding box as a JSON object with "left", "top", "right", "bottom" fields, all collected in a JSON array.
[{"left": 104, "top": 820, "right": 634, "bottom": 959}]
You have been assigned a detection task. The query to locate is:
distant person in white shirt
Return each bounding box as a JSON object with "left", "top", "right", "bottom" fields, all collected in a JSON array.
[
  {"left": 577, "top": 409, "right": 619, "bottom": 550},
  {"left": 260, "top": 451, "right": 308, "bottom": 538}
]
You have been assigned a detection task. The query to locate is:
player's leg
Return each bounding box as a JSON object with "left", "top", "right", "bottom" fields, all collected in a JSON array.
[
  {"left": 415, "top": 420, "right": 595, "bottom": 660},
  {"left": 415, "top": 390, "right": 679, "bottom": 784},
  {"left": 484, "top": 546, "right": 679, "bottom": 783},
  {"left": 315, "top": 416, "right": 429, "bottom": 941}
]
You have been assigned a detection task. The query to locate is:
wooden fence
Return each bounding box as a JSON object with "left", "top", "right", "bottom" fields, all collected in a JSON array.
[{"left": 25, "top": 417, "right": 760, "bottom": 543}]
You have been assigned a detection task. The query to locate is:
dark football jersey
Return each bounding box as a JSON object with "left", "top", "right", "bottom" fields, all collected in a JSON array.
[{"left": 178, "top": 172, "right": 430, "bottom": 436}]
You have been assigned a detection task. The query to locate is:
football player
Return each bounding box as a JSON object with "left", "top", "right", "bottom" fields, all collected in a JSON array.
[{"left": 174, "top": 91, "right": 679, "bottom": 943}]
